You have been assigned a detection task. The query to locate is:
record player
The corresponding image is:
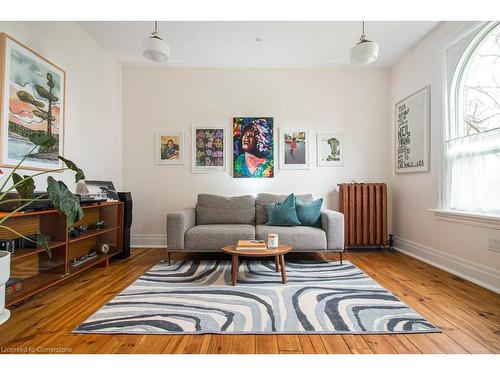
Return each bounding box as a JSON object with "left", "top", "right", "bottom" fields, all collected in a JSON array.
[{"left": 75, "top": 180, "right": 119, "bottom": 206}]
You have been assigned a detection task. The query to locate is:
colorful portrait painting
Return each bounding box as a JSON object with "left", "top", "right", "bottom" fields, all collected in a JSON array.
[
  {"left": 233, "top": 117, "right": 274, "bottom": 178},
  {"left": 156, "top": 131, "right": 184, "bottom": 164},
  {"left": 280, "top": 129, "right": 309, "bottom": 169},
  {"left": 0, "top": 34, "right": 65, "bottom": 170},
  {"left": 192, "top": 126, "right": 226, "bottom": 173},
  {"left": 317, "top": 133, "right": 343, "bottom": 167}
]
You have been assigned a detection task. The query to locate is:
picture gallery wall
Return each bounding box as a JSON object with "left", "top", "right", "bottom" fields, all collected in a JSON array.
[{"left": 122, "top": 67, "right": 392, "bottom": 245}]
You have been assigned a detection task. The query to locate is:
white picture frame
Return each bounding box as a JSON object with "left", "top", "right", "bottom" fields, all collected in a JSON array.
[
  {"left": 395, "top": 86, "right": 430, "bottom": 174},
  {"left": 279, "top": 128, "right": 310, "bottom": 170},
  {"left": 191, "top": 126, "right": 227, "bottom": 173},
  {"left": 317, "top": 133, "right": 343, "bottom": 167},
  {"left": 156, "top": 130, "right": 184, "bottom": 165}
]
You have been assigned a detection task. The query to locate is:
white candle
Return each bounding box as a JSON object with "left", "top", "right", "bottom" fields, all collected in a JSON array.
[{"left": 267, "top": 234, "right": 279, "bottom": 249}]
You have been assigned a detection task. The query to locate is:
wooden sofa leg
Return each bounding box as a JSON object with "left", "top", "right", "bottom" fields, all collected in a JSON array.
[
  {"left": 340, "top": 252, "right": 343, "bottom": 265},
  {"left": 167, "top": 251, "right": 171, "bottom": 266}
]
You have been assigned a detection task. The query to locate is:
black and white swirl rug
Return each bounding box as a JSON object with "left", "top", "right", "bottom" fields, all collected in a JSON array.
[{"left": 74, "top": 260, "right": 440, "bottom": 334}]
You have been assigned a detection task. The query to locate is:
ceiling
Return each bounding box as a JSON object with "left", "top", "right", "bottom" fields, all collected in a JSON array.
[{"left": 79, "top": 21, "right": 439, "bottom": 68}]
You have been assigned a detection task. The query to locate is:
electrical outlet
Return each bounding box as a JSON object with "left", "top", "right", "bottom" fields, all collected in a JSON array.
[{"left": 488, "top": 238, "right": 500, "bottom": 253}]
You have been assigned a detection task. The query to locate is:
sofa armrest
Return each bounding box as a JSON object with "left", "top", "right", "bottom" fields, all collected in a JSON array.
[
  {"left": 320, "top": 209, "right": 345, "bottom": 251},
  {"left": 167, "top": 208, "right": 196, "bottom": 250}
]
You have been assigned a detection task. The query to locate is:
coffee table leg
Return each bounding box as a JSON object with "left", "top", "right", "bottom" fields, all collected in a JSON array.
[
  {"left": 275, "top": 255, "right": 279, "bottom": 272},
  {"left": 231, "top": 255, "right": 239, "bottom": 286},
  {"left": 279, "top": 254, "right": 287, "bottom": 284}
]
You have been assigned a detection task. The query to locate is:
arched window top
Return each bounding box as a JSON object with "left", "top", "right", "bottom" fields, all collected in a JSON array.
[
  {"left": 451, "top": 22, "right": 500, "bottom": 140},
  {"left": 444, "top": 22, "right": 500, "bottom": 216}
]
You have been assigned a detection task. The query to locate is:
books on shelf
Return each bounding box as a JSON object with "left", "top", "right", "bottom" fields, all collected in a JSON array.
[{"left": 236, "top": 240, "right": 267, "bottom": 251}]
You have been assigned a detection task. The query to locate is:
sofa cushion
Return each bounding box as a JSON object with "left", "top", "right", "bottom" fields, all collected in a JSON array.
[
  {"left": 255, "top": 225, "right": 327, "bottom": 250},
  {"left": 185, "top": 224, "right": 255, "bottom": 250},
  {"left": 196, "top": 194, "right": 255, "bottom": 225},
  {"left": 296, "top": 197, "right": 323, "bottom": 227},
  {"left": 256, "top": 193, "right": 313, "bottom": 225},
  {"left": 265, "top": 193, "right": 301, "bottom": 226}
]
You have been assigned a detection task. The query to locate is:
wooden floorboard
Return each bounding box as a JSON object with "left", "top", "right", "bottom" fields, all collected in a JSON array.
[{"left": 0, "top": 248, "right": 499, "bottom": 354}]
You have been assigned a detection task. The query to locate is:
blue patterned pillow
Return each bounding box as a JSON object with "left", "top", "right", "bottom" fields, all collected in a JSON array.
[
  {"left": 265, "top": 193, "right": 301, "bottom": 226},
  {"left": 296, "top": 198, "right": 323, "bottom": 227}
]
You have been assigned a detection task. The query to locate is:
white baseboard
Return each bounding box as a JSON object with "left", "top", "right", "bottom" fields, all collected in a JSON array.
[
  {"left": 393, "top": 236, "right": 500, "bottom": 294},
  {"left": 131, "top": 234, "right": 166, "bottom": 248}
]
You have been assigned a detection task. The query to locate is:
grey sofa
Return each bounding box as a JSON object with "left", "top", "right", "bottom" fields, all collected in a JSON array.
[{"left": 166, "top": 193, "right": 345, "bottom": 264}]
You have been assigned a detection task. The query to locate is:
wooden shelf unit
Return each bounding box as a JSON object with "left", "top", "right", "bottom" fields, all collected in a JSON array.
[{"left": 2, "top": 201, "right": 124, "bottom": 307}]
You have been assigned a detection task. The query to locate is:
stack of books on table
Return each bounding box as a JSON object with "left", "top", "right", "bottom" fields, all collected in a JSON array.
[{"left": 236, "top": 240, "right": 267, "bottom": 251}]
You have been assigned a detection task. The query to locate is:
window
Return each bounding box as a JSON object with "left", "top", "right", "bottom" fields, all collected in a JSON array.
[{"left": 445, "top": 22, "right": 500, "bottom": 216}]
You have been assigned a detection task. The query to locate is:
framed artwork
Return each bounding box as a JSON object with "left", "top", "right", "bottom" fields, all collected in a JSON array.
[
  {"left": 156, "top": 131, "right": 184, "bottom": 164},
  {"left": 0, "top": 33, "right": 66, "bottom": 171},
  {"left": 233, "top": 117, "right": 274, "bottom": 178},
  {"left": 317, "top": 133, "right": 343, "bottom": 167},
  {"left": 395, "top": 86, "right": 430, "bottom": 173},
  {"left": 192, "top": 126, "right": 226, "bottom": 173},
  {"left": 279, "top": 128, "right": 309, "bottom": 170}
]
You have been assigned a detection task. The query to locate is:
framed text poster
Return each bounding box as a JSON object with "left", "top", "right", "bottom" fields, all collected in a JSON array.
[{"left": 395, "top": 86, "right": 430, "bottom": 173}]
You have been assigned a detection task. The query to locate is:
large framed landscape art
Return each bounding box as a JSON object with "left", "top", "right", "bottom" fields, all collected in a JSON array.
[{"left": 0, "top": 33, "right": 66, "bottom": 170}]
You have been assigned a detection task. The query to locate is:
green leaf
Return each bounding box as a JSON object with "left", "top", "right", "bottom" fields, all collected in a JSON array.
[
  {"left": 28, "top": 133, "right": 57, "bottom": 148},
  {"left": 12, "top": 173, "right": 35, "bottom": 200},
  {"left": 17, "top": 90, "right": 45, "bottom": 108},
  {"left": 36, "top": 234, "right": 51, "bottom": 259},
  {"left": 46, "top": 176, "right": 84, "bottom": 228},
  {"left": 35, "top": 84, "right": 58, "bottom": 102},
  {"left": 58, "top": 156, "right": 86, "bottom": 182}
]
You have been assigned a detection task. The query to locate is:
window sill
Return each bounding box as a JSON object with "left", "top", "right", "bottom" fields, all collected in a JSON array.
[{"left": 429, "top": 209, "right": 500, "bottom": 230}]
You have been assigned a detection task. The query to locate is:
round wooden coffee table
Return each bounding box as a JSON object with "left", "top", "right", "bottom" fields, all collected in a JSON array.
[{"left": 221, "top": 244, "right": 293, "bottom": 286}]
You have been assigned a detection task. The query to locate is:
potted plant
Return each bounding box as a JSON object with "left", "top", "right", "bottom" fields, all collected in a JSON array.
[
  {"left": 0, "top": 133, "right": 85, "bottom": 325},
  {"left": 0, "top": 249, "right": 10, "bottom": 324}
]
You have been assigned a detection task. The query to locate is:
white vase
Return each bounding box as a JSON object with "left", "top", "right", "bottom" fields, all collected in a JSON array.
[{"left": 0, "top": 250, "right": 11, "bottom": 325}]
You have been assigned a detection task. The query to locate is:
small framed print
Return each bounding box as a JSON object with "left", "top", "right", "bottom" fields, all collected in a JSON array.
[
  {"left": 156, "top": 131, "right": 184, "bottom": 164},
  {"left": 279, "top": 128, "right": 309, "bottom": 170},
  {"left": 192, "top": 126, "right": 227, "bottom": 173},
  {"left": 317, "top": 133, "right": 343, "bottom": 167}
]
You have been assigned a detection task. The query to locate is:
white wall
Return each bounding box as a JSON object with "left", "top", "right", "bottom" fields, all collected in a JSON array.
[
  {"left": 122, "top": 67, "right": 391, "bottom": 247},
  {"left": 0, "top": 22, "right": 123, "bottom": 190},
  {"left": 390, "top": 21, "right": 500, "bottom": 292}
]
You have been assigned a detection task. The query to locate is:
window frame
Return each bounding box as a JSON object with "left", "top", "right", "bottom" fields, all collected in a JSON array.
[
  {"left": 440, "top": 21, "right": 500, "bottom": 212},
  {"left": 431, "top": 21, "right": 500, "bottom": 225}
]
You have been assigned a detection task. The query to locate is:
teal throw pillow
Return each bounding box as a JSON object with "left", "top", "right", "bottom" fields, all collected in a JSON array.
[
  {"left": 265, "top": 193, "right": 301, "bottom": 226},
  {"left": 296, "top": 198, "right": 323, "bottom": 227}
]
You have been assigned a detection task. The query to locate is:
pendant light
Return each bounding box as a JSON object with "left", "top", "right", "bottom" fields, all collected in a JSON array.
[
  {"left": 349, "top": 21, "right": 379, "bottom": 65},
  {"left": 142, "top": 21, "right": 170, "bottom": 63}
]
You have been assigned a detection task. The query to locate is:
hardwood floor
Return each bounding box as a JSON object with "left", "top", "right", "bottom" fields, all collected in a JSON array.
[{"left": 0, "top": 248, "right": 499, "bottom": 354}]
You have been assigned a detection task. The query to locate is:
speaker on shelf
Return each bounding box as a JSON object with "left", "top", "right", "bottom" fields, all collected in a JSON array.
[{"left": 116, "top": 192, "right": 132, "bottom": 259}]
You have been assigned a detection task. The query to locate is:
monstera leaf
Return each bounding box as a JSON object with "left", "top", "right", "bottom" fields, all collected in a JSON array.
[
  {"left": 28, "top": 133, "right": 57, "bottom": 148},
  {"left": 12, "top": 173, "right": 35, "bottom": 200},
  {"left": 59, "top": 156, "right": 85, "bottom": 182},
  {"left": 47, "top": 177, "right": 84, "bottom": 228}
]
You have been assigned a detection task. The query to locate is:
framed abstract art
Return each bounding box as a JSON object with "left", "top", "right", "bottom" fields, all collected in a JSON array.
[
  {"left": 156, "top": 130, "right": 184, "bottom": 165},
  {"left": 192, "top": 126, "right": 226, "bottom": 173},
  {"left": 279, "top": 128, "right": 309, "bottom": 170},
  {"left": 0, "top": 33, "right": 66, "bottom": 171},
  {"left": 317, "top": 133, "right": 343, "bottom": 167},
  {"left": 233, "top": 117, "right": 274, "bottom": 178}
]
